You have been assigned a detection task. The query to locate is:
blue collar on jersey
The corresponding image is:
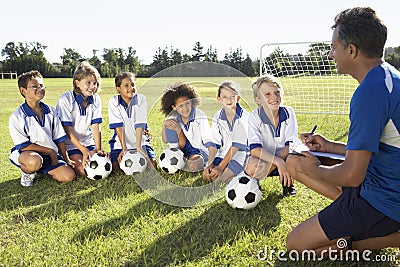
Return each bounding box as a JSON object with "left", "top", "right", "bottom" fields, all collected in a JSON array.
[
  {"left": 219, "top": 103, "right": 243, "bottom": 130},
  {"left": 21, "top": 101, "right": 50, "bottom": 126},
  {"left": 177, "top": 107, "right": 196, "bottom": 131},
  {"left": 118, "top": 94, "right": 138, "bottom": 118},
  {"left": 73, "top": 92, "right": 94, "bottom": 115},
  {"left": 259, "top": 106, "right": 289, "bottom": 137}
]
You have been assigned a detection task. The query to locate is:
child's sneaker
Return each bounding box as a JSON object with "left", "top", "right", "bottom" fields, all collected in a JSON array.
[
  {"left": 282, "top": 184, "right": 296, "bottom": 197},
  {"left": 20, "top": 171, "right": 36, "bottom": 186}
]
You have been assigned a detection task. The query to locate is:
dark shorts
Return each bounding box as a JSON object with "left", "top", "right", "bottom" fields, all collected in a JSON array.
[
  {"left": 269, "top": 168, "right": 279, "bottom": 177},
  {"left": 37, "top": 153, "right": 67, "bottom": 175},
  {"left": 213, "top": 157, "right": 244, "bottom": 176},
  {"left": 67, "top": 145, "right": 96, "bottom": 156},
  {"left": 318, "top": 186, "right": 400, "bottom": 241},
  {"left": 182, "top": 139, "right": 208, "bottom": 162},
  {"left": 110, "top": 145, "right": 156, "bottom": 163}
]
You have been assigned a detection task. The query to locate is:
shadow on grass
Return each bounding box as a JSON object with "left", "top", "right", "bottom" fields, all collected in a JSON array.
[
  {"left": 0, "top": 173, "right": 143, "bottom": 222},
  {"left": 0, "top": 166, "right": 218, "bottom": 224},
  {"left": 131, "top": 193, "right": 282, "bottom": 266},
  {"left": 103, "top": 191, "right": 281, "bottom": 266}
]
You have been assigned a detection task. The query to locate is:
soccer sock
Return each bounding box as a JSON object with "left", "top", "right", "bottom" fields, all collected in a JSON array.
[{"left": 165, "top": 128, "right": 179, "bottom": 148}]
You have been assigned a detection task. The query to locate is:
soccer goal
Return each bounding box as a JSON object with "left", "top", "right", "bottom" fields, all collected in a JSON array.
[{"left": 259, "top": 42, "right": 357, "bottom": 115}]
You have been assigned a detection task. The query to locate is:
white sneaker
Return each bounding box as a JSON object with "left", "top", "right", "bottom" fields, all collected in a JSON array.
[{"left": 20, "top": 171, "right": 36, "bottom": 187}]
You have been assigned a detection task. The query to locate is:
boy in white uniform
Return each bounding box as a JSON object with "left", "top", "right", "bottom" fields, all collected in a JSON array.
[
  {"left": 56, "top": 61, "right": 107, "bottom": 177},
  {"left": 203, "top": 81, "right": 249, "bottom": 182},
  {"left": 245, "top": 74, "right": 299, "bottom": 196},
  {"left": 9, "top": 70, "right": 76, "bottom": 186},
  {"left": 108, "top": 72, "right": 156, "bottom": 171}
]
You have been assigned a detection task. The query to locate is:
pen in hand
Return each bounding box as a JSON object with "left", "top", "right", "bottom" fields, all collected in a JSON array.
[{"left": 310, "top": 124, "right": 318, "bottom": 135}]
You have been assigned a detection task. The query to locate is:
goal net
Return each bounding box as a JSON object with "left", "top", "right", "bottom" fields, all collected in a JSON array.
[{"left": 259, "top": 41, "right": 357, "bottom": 115}]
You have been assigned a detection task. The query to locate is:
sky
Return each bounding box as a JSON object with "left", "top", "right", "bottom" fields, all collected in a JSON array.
[{"left": 1, "top": 0, "right": 399, "bottom": 65}]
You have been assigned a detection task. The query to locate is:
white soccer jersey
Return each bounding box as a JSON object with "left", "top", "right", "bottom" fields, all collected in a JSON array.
[
  {"left": 248, "top": 106, "right": 299, "bottom": 154},
  {"left": 211, "top": 103, "right": 249, "bottom": 163},
  {"left": 108, "top": 94, "right": 150, "bottom": 150},
  {"left": 9, "top": 102, "right": 68, "bottom": 165},
  {"left": 56, "top": 91, "right": 102, "bottom": 151},
  {"left": 168, "top": 107, "right": 214, "bottom": 156}
]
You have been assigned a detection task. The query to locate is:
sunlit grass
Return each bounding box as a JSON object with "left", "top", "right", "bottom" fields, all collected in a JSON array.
[{"left": 0, "top": 77, "right": 397, "bottom": 266}]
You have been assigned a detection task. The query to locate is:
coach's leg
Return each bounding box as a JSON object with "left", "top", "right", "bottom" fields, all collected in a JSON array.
[
  {"left": 286, "top": 155, "right": 341, "bottom": 200},
  {"left": 352, "top": 232, "right": 400, "bottom": 251},
  {"left": 286, "top": 214, "right": 334, "bottom": 252}
]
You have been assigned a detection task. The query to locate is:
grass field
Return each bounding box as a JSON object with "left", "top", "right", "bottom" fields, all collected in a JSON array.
[{"left": 0, "top": 77, "right": 398, "bottom": 266}]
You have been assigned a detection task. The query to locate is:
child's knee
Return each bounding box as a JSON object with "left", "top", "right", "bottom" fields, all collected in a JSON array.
[
  {"left": 51, "top": 166, "right": 76, "bottom": 182},
  {"left": 21, "top": 155, "right": 43, "bottom": 173},
  {"left": 187, "top": 155, "right": 204, "bottom": 172}
]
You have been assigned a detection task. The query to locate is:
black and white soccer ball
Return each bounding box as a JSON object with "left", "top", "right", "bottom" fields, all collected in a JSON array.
[
  {"left": 159, "top": 147, "right": 186, "bottom": 174},
  {"left": 225, "top": 173, "right": 262, "bottom": 210},
  {"left": 120, "top": 150, "right": 147, "bottom": 175},
  {"left": 84, "top": 153, "right": 112, "bottom": 180}
]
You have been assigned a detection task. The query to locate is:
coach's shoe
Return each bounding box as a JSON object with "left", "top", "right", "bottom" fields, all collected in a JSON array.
[
  {"left": 20, "top": 171, "right": 36, "bottom": 187},
  {"left": 282, "top": 184, "right": 296, "bottom": 197}
]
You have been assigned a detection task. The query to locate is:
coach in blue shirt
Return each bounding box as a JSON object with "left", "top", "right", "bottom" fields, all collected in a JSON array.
[{"left": 285, "top": 6, "right": 400, "bottom": 255}]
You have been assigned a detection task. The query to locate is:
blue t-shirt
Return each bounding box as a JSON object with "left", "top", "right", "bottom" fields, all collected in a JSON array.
[{"left": 347, "top": 62, "right": 400, "bottom": 222}]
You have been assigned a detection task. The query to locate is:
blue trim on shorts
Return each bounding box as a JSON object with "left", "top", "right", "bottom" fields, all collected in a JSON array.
[
  {"left": 213, "top": 157, "right": 244, "bottom": 176},
  {"left": 182, "top": 140, "right": 208, "bottom": 163},
  {"left": 67, "top": 146, "right": 96, "bottom": 156},
  {"left": 318, "top": 186, "right": 400, "bottom": 241},
  {"left": 37, "top": 154, "right": 67, "bottom": 175}
]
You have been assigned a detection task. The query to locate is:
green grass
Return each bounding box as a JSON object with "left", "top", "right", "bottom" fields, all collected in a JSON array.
[{"left": 0, "top": 77, "right": 398, "bottom": 266}]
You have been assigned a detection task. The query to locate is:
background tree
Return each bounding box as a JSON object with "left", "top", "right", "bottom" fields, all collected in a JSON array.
[
  {"left": 241, "top": 53, "right": 255, "bottom": 76},
  {"left": 1, "top": 42, "right": 52, "bottom": 76},
  {"left": 88, "top": 49, "right": 102, "bottom": 72},
  {"left": 204, "top": 46, "right": 218, "bottom": 62},
  {"left": 191, "top": 42, "right": 204, "bottom": 61},
  {"left": 385, "top": 46, "right": 400, "bottom": 69},
  {"left": 61, "top": 48, "right": 85, "bottom": 77}
]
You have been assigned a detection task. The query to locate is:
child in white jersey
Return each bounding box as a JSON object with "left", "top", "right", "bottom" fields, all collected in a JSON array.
[
  {"left": 203, "top": 81, "right": 249, "bottom": 182},
  {"left": 160, "top": 82, "right": 215, "bottom": 173},
  {"left": 108, "top": 72, "right": 157, "bottom": 172},
  {"left": 9, "top": 70, "right": 76, "bottom": 186},
  {"left": 56, "top": 61, "right": 107, "bottom": 177},
  {"left": 245, "top": 74, "right": 299, "bottom": 196}
]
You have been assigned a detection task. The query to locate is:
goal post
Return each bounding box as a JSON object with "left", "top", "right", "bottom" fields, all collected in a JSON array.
[{"left": 259, "top": 41, "right": 357, "bottom": 115}]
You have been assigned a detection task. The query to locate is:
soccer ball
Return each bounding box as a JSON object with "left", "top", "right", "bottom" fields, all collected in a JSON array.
[
  {"left": 84, "top": 153, "right": 112, "bottom": 180},
  {"left": 120, "top": 150, "right": 147, "bottom": 175},
  {"left": 225, "top": 173, "right": 262, "bottom": 210},
  {"left": 159, "top": 147, "right": 186, "bottom": 174}
]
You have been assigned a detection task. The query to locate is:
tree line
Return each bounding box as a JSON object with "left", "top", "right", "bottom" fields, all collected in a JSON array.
[
  {"left": 1, "top": 41, "right": 399, "bottom": 78},
  {"left": 0, "top": 41, "right": 258, "bottom": 78}
]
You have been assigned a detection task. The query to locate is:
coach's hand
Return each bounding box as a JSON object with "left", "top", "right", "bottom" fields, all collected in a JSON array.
[{"left": 301, "top": 133, "right": 329, "bottom": 152}]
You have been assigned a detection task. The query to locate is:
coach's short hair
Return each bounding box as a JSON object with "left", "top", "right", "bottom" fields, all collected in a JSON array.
[{"left": 332, "top": 7, "right": 387, "bottom": 58}]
